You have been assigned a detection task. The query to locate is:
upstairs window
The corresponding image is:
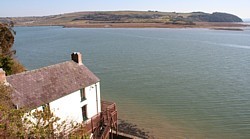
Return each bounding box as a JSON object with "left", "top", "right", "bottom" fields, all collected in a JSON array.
[{"left": 80, "top": 88, "right": 86, "bottom": 102}]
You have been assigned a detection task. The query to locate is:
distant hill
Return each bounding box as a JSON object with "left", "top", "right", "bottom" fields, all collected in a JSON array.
[
  {"left": 0, "top": 11, "right": 243, "bottom": 27},
  {"left": 188, "top": 12, "right": 243, "bottom": 22}
]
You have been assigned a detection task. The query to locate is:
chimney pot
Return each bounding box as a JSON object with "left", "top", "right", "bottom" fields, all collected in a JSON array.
[
  {"left": 0, "top": 68, "right": 6, "bottom": 83},
  {"left": 71, "top": 52, "right": 83, "bottom": 65}
]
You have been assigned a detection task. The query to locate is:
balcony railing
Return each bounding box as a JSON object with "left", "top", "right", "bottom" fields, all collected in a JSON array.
[{"left": 79, "top": 101, "right": 118, "bottom": 139}]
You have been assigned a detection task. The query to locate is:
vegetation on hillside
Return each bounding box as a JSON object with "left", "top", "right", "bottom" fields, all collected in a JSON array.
[
  {"left": 188, "top": 12, "right": 243, "bottom": 22},
  {"left": 71, "top": 11, "right": 242, "bottom": 23},
  {"left": 0, "top": 23, "right": 25, "bottom": 75},
  {"left": 0, "top": 11, "right": 243, "bottom": 27}
]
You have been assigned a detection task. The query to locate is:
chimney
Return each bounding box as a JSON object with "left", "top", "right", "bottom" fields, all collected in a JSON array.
[
  {"left": 71, "top": 52, "right": 83, "bottom": 65},
  {"left": 0, "top": 68, "right": 6, "bottom": 83}
]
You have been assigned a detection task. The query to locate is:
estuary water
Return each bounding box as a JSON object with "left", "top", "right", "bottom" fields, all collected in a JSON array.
[{"left": 14, "top": 26, "right": 250, "bottom": 138}]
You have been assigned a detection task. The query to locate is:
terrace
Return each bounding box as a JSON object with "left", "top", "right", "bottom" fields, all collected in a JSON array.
[{"left": 80, "top": 101, "right": 118, "bottom": 139}]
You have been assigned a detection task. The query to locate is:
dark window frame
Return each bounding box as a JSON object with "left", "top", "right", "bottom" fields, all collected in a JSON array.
[
  {"left": 82, "top": 105, "right": 87, "bottom": 121},
  {"left": 80, "top": 88, "right": 86, "bottom": 102}
]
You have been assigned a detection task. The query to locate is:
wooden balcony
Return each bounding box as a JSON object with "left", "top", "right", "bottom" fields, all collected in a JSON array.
[{"left": 79, "top": 101, "right": 118, "bottom": 139}]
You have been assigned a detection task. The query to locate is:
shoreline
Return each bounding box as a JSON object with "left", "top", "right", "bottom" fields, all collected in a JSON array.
[
  {"left": 117, "top": 119, "right": 153, "bottom": 139},
  {"left": 15, "top": 22, "right": 250, "bottom": 30}
]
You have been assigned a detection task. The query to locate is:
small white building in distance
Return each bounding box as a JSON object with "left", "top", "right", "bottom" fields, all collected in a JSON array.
[{"left": 1, "top": 52, "right": 117, "bottom": 138}]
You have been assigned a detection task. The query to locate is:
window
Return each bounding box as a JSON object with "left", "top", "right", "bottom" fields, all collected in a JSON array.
[
  {"left": 82, "top": 105, "right": 87, "bottom": 121},
  {"left": 80, "top": 88, "right": 86, "bottom": 102}
]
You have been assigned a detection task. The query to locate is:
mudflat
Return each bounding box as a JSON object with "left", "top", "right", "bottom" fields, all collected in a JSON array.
[{"left": 62, "top": 22, "right": 248, "bottom": 29}]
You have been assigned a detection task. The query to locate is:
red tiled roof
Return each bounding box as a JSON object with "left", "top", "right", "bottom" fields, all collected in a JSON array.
[{"left": 6, "top": 61, "right": 100, "bottom": 109}]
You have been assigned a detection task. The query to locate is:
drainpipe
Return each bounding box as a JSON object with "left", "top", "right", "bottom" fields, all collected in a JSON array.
[{"left": 95, "top": 83, "right": 99, "bottom": 114}]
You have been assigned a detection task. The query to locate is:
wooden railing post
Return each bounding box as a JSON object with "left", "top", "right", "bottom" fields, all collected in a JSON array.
[{"left": 91, "top": 117, "right": 94, "bottom": 133}]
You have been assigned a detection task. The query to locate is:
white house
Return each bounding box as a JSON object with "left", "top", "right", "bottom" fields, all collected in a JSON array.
[{"left": 1, "top": 52, "right": 117, "bottom": 138}]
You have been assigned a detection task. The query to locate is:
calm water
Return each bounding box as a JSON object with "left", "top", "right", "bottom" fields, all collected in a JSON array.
[{"left": 14, "top": 26, "right": 250, "bottom": 139}]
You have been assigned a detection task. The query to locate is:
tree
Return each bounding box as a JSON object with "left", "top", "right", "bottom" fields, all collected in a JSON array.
[
  {"left": 0, "top": 84, "right": 25, "bottom": 138},
  {"left": 22, "top": 106, "right": 79, "bottom": 138},
  {"left": 0, "top": 23, "right": 15, "bottom": 55},
  {"left": 0, "top": 22, "right": 26, "bottom": 138},
  {"left": 0, "top": 23, "right": 25, "bottom": 75}
]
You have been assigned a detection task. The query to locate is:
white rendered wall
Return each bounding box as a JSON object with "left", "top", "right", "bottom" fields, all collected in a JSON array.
[
  {"left": 49, "top": 89, "right": 83, "bottom": 123},
  {"left": 83, "top": 82, "right": 101, "bottom": 119},
  {"left": 49, "top": 82, "right": 101, "bottom": 123}
]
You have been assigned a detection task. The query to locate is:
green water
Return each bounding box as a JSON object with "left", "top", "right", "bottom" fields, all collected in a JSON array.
[{"left": 14, "top": 27, "right": 250, "bottom": 138}]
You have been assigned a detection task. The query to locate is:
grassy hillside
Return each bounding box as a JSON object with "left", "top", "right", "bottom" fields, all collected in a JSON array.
[{"left": 0, "top": 11, "right": 244, "bottom": 28}]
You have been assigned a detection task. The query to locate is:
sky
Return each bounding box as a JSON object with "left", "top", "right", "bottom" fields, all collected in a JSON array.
[{"left": 1, "top": 0, "right": 249, "bottom": 19}]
